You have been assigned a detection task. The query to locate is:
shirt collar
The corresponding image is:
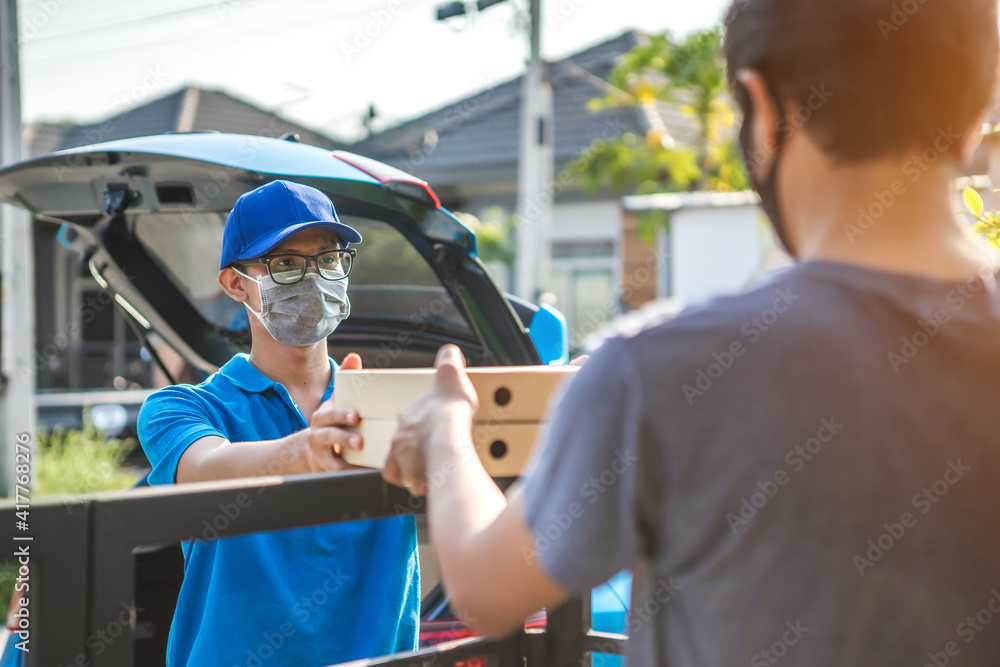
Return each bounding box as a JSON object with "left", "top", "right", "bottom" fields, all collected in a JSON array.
[{"left": 219, "top": 353, "right": 337, "bottom": 399}]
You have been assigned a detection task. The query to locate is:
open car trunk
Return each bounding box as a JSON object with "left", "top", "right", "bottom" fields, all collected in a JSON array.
[
  {"left": 0, "top": 132, "right": 576, "bottom": 665},
  {"left": 0, "top": 132, "right": 543, "bottom": 375}
]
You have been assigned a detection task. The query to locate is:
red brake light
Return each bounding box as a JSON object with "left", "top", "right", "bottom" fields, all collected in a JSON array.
[{"left": 331, "top": 150, "right": 441, "bottom": 208}]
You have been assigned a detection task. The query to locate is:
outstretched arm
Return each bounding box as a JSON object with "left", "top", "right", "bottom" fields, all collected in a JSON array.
[
  {"left": 384, "top": 346, "right": 568, "bottom": 637},
  {"left": 173, "top": 354, "right": 366, "bottom": 483}
]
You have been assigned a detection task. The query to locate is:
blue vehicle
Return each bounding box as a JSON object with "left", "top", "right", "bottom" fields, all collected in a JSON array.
[{"left": 0, "top": 132, "right": 627, "bottom": 664}]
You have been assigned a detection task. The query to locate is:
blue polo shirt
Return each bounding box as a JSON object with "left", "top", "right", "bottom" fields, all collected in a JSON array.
[{"left": 138, "top": 353, "right": 419, "bottom": 667}]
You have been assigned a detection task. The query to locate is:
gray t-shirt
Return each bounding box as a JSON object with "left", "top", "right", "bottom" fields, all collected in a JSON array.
[{"left": 521, "top": 260, "right": 1000, "bottom": 666}]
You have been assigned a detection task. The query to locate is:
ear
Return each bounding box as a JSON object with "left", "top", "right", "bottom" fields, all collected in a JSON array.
[
  {"left": 218, "top": 267, "right": 249, "bottom": 303},
  {"left": 737, "top": 69, "right": 785, "bottom": 180},
  {"left": 961, "top": 115, "right": 988, "bottom": 163}
]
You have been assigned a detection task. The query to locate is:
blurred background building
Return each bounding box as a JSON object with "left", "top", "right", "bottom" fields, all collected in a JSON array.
[{"left": 15, "top": 17, "right": 1000, "bottom": 402}]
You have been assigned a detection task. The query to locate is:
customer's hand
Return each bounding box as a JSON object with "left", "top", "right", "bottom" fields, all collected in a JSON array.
[{"left": 384, "top": 345, "right": 478, "bottom": 495}]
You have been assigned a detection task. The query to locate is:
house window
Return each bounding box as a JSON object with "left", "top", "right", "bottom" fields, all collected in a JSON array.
[
  {"left": 68, "top": 271, "right": 151, "bottom": 390},
  {"left": 35, "top": 241, "right": 150, "bottom": 391},
  {"left": 657, "top": 224, "right": 674, "bottom": 298},
  {"left": 547, "top": 240, "right": 617, "bottom": 351},
  {"left": 551, "top": 240, "right": 615, "bottom": 259}
]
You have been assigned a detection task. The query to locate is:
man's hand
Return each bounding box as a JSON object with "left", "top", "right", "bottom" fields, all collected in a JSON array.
[
  {"left": 176, "top": 352, "right": 369, "bottom": 482},
  {"left": 381, "top": 345, "right": 569, "bottom": 637},
  {"left": 340, "top": 352, "right": 363, "bottom": 371},
  {"left": 384, "top": 345, "right": 479, "bottom": 495},
  {"left": 294, "top": 402, "right": 363, "bottom": 473},
  {"left": 287, "top": 352, "right": 366, "bottom": 474}
]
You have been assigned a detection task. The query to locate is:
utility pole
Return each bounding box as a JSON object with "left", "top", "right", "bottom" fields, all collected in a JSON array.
[
  {"left": 513, "top": 0, "right": 553, "bottom": 302},
  {"left": 434, "top": 0, "right": 553, "bottom": 302},
  {"left": 0, "top": 0, "right": 35, "bottom": 496}
]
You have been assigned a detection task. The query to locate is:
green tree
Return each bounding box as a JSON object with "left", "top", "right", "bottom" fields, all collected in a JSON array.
[
  {"left": 454, "top": 208, "right": 516, "bottom": 270},
  {"left": 573, "top": 28, "right": 748, "bottom": 196},
  {"left": 963, "top": 186, "right": 1000, "bottom": 248}
]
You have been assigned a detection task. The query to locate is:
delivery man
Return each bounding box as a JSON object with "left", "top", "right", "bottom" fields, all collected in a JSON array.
[
  {"left": 138, "top": 180, "right": 418, "bottom": 666},
  {"left": 381, "top": 0, "right": 1000, "bottom": 664}
]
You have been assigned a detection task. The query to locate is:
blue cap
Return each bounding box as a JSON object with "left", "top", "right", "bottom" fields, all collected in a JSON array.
[{"left": 219, "top": 180, "right": 362, "bottom": 270}]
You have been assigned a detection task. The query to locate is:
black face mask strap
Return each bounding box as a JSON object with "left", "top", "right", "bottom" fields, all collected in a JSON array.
[{"left": 739, "top": 80, "right": 797, "bottom": 258}]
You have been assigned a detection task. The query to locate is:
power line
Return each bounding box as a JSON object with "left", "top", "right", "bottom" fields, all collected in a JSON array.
[
  {"left": 16, "top": 0, "right": 228, "bottom": 45},
  {"left": 19, "top": 1, "right": 232, "bottom": 44},
  {"left": 21, "top": 0, "right": 414, "bottom": 54},
  {"left": 23, "top": 0, "right": 429, "bottom": 69}
]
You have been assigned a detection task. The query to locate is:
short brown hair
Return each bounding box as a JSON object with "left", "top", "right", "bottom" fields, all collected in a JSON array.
[{"left": 724, "top": 0, "right": 999, "bottom": 163}]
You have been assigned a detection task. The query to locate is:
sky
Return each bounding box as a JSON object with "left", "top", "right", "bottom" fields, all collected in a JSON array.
[{"left": 14, "top": 0, "right": 733, "bottom": 141}]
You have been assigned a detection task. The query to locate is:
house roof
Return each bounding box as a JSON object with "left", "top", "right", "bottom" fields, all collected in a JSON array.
[
  {"left": 350, "top": 30, "right": 699, "bottom": 186},
  {"left": 24, "top": 86, "right": 343, "bottom": 158}
]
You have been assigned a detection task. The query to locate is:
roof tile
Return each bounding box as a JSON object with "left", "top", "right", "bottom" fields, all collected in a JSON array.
[
  {"left": 23, "top": 86, "right": 343, "bottom": 157},
  {"left": 350, "top": 30, "right": 699, "bottom": 184}
]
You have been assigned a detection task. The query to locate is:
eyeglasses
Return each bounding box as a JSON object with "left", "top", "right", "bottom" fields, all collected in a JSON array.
[{"left": 238, "top": 249, "right": 355, "bottom": 285}]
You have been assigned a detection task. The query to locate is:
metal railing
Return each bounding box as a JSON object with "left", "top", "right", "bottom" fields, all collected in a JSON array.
[{"left": 0, "top": 470, "right": 627, "bottom": 666}]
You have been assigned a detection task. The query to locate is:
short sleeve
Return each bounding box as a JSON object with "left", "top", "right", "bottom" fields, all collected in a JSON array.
[
  {"left": 520, "top": 336, "right": 645, "bottom": 593},
  {"left": 138, "top": 386, "right": 227, "bottom": 485}
]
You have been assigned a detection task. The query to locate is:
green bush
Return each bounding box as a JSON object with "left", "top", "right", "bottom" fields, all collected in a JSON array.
[
  {"left": 32, "top": 423, "right": 138, "bottom": 496},
  {"left": 0, "top": 424, "right": 138, "bottom": 615}
]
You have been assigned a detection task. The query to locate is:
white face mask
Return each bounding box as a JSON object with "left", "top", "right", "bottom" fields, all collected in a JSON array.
[{"left": 235, "top": 268, "right": 350, "bottom": 347}]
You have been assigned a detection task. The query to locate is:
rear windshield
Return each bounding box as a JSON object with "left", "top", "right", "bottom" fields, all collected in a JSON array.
[{"left": 133, "top": 212, "right": 473, "bottom": 339}]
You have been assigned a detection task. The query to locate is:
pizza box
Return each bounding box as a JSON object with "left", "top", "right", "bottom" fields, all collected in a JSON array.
[
  {"left": 333, "top": 365, "right": 578, "bottom": 423},
  {"left": 333, "top": 365, "right": 578, "bottom": 474},
  {"left": 340, "top": 420, "right": 545, "bottom": 476}
]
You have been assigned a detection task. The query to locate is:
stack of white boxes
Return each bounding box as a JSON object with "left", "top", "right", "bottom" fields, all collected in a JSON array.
[{"left": 335, "top": 366, "right": 579, "bottom": 476}]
